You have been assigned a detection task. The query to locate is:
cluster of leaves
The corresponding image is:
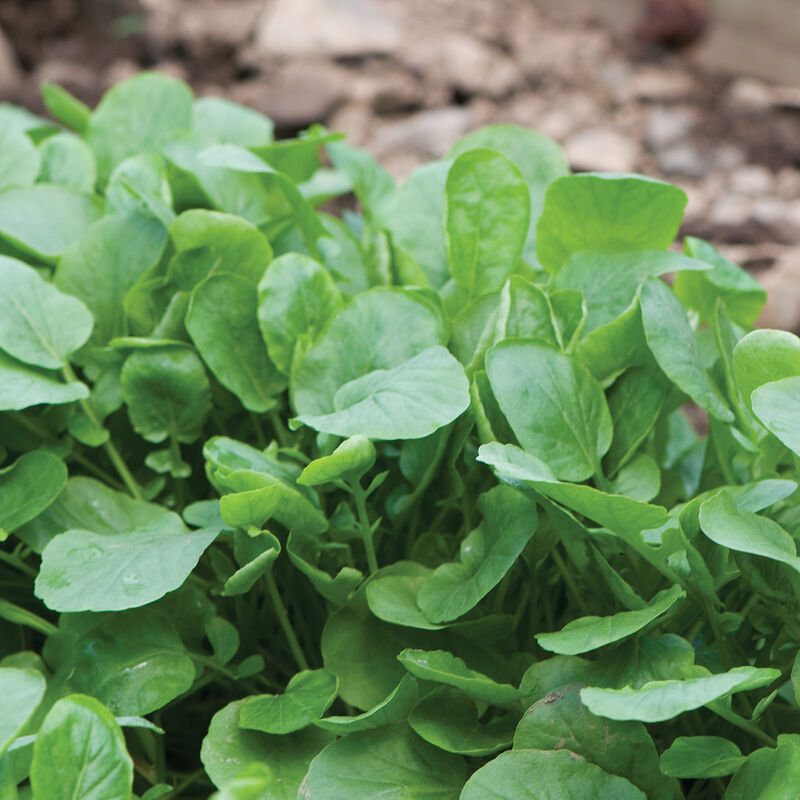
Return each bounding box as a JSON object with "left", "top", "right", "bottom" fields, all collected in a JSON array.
[{"left": 1, "top": 72, "right": 800, "bottom": 800}]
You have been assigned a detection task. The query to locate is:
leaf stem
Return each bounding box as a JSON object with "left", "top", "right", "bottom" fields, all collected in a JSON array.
[
  {"left": 264, "top": 572, "right": 309, "bottom": 671},
  {"left": 711, "top": 703, "right": 777, "bottom": 748},
  {"left": 0, "top": 551, "right": 37, "bottom": 578},
  {"left": 350, "top": 480, "right": 378, "bottom": 574},
  {"left": 551, "top": 546, "right": 589, "bottom": 616},
  {"left": 62, "top": 363, "right": 144, "bottom": 501}
]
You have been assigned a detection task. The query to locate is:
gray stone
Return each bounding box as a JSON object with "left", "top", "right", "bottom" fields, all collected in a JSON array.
[
  {"left": 757, "top": 247, "right": 800, "bottom": 332},
  {"left": 370, "top": 107, "right": 476, "bottom": 161},
  {"left": 657, "top": 143, "right": 710, "bottom": 178},
  {"left": 0, "top": 25, "right": 20, "bottom": 93},
  {"left": 728, "top": 165, "right": 774, "bottom": 197},
  {"left": 632, "top": 68, "right": 696, "bottom": 101},
  {"left": 256, "top": 0, "right": 401, "bottom": 58},
  {"left": 564, "top": 128, "right": 639, "bottom": 174},
  {"left": 725, "top": 77, "right": 774, "bottom": 113},
  {"left": 437, "top": 33, "right": 522, "bottom": 97},
  {"left": 645, "top": 106, "right": 696, "bottom": 150}
]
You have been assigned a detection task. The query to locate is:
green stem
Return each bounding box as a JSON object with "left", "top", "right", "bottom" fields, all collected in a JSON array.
[
  {"left": 251, "top": 412, "right": 266, "bottom": 449},
  {"left": 351, "top": 480, "right": 378, "bottom": 574},
  {"left": 69, "top": 450, "right": 126, "bottom": 491},
  {"left": 551, "top": 547, "right": 589, "bottom": 616},
  {"left": 264, "top": 572, "right": 309, "bottom": 671},
  {"left": 0, "top": 551, "right": 37, "bottom": 578},
  {"left": 62, "top": 363, "right": 143, "bottom": 501},
  {"left": 711, "top": 703, "right": 777, "bottom": 748},
  {"left": 269, "top": 410, "right": 290, "bottom": 448}
]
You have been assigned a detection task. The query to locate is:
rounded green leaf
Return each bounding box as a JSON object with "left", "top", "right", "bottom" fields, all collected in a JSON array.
[
  {"left": 88, "top": 72, "right": 194, "bottom": 183},
  {"left": 257, "top": 253, "right": 342, "bottom": 376},
  {"left": 397, "top": 649, "right": 521, "bottom": 705},
  {"left": 59, "top": 609, "right": 196, "bottom": 716},
  {"left": 35, "top": 493, "right": 218, "bottom": 612},
  {"left": 121, "top": 347, "right": 211, "bottom": 444},
  {"left": 724, "top": 737, "right": 800, "bottom": 800},
  {"left": 37, "top": 132, "right": 96, "bottom": 192},
  {"left": 30, "top": 694, "right": 133, "bottom": 800},
  {"left": 187, "top": 274, "right": 285, "bottom": 412},
  {"left": 659, "top": 736, "right": 744, "bottom": 779},
  {"left": 408, "top": 687, "right": 514, "bottom": 756},
  {"left": 580, "top": 667, "right": 780, "bottom": 723},
  {"left": 0, "top": 350, "right": 89, "bottom": 411},
  {"left": 0, "top": 667, "right": 46, "bottom": 756},
  {"left": 733, "top": 329, "right": 800, "bottom": 412},
  {"left": 200, "top": 699, "right": 333, "bottom": 794},
  {"left": 292, "top": 345, "right": 470, "bottom": 441},
  {"left": 240, "top": 669, "right": 338, "bottom": 734},
  {"left": 486, "top": 340, "right": 612, "bottom": 481},
  {"left": 536, "top": 584, "right": 685, "bottom": 656},
  {"left": 298, "top": 724, "right": 466, "bottom": 800},
  {"left": 0, "top": 451, "right": 67, "bottom": 535},
  {"left": 193, "top": 97, "right": 274, "bottom": 147},
  {"left": 0, "top": 256, "right": 94, "bottom": 368},
  {"left": 366, "top": 569, "right": 445, "bottom": 631},
  {"left": 752, "top": 376, "right": 800, "bottom": 458},
  {"left": 445, "top": 148, "right": 530, "bottom": 299},
  {"left": 298, "top": 435, "right": 376, "bottom": 486},
  {"left": 291, "top": 287, "right": 447, "bottom": 420},
  {"left": 536, "top": 173, "right": 686, "bottom": 274},
  {"left": 640, "top": 276, "right": 733, "bottom": 423},
  {"left": 461, "top": 749, "right": 645, "bottom": 800},
  {"left": 0, "top": 128, "right": 40, "bottom": 191},
  {"left": 0, "top": 185, "right": 103, "bottom": 262}
]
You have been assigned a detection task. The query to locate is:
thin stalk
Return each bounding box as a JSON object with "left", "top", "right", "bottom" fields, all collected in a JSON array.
[
  {"left": 69, "top": 450, "right": 126, "bottom": 491},
  {"left": 264, "top": 572, "right": 309, "bottom": 671},
  {"left": 251, "top": 412, "right": 266, "bottom": 449},
  {"left": 0, "top": 551, "right": 37, "bottom": 578},
  {"left": 62, "top": 363, "right": 143, "bottom": 501},
  {"left": 269, "top": 410, "right": 290, "bottom": 448},
  {"left": 551, "top": 546, "right": 589, "bottom": 616},
  {"left": 711, "top": 703, "right": 777, "bottom": 748},
  {"left": 350, "top": 480, "right": 378, "bottom": 574}
]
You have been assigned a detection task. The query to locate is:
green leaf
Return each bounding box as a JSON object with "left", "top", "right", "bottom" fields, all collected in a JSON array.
[
  {"left": 88, "top": 72, "right": 194, "bottom": 183},
  {"left": 660, "top": 736, "right": 744, "bottom": 778},
  {"left": 699, "top": 490, "right": 800, "bottom": 575},
  {"left": 193, "top": 97, "right": 274, "bottom": 147},
  {"left": 55, "top": 213, "right": 167, "bottom": 345},
  {"left": 674, "top": 236, "right": 766, "bottom": 326},
  {"left": 0, "top": 350, "right": 89, "bottom": 411},
  {"left": 486, "top": 340, "right": 612, "bottom": 481},
  {"left": 292, "top": 345, "right": 470, "bottom": 440},
  {"left": 397, "top": 649, "right": 521, "bottom": 705},
  {"left": 382, "top": 161, "right": 450, "bottom": 288},
  {"left": 0, "top": 185, "right": 103, "bottom": 262},
  {"left": 417, "top": 485, "right": 538, "bottom": 623},
  {"left": 724, "top": 737, "right": 800, "bottom": 800},
  {"left": 0, "top": 256, "right": 94, "bottom": 368},
  {"left": 106, "top": 154, "right": 174, "bottom": 225},
  {"left": 37, "top": 132, "right": 96, "bottom": 192},
  {"left": 298, "top": 724, "right": 466, "bottom": 800},
  {"left": 366, "top": 568, "right": 445, "bottom": 631},
  {"left": 41, "top": 82, "right": 91, "bottom": 133},
  {"left": 640, "top": 276, "right": 734, "bottom": 422},
  {"left": 0, "top": 128, "right": 40, "bottom": 191},
  {"left": 35, "top": 491, "right": 218, "bottom": 611},
  {"left": 514, "top": 685, "right": 671, "bottom": 800},
  {"left": 0, "top": 451, "right": 67, "bottom": 534},
  {"left": 326, "top": 141, "right": 396, "bottom": 222},
  {"left": 733, "top": 329, "right": 800, "bottom": 413},
  {"left": 536, "top": 173, "right": 686, "bottom": 274},
  {"left": 313, "top": 675, "right": 420, "bottom": 734},
  {"left": 30, "top": 694, "right": 133, "bottom": 800},
  {"left": 500, "top": 276, "right": 559, "bottom": 346},
  {"left": 449, "top": 124, "right": 569, "bottom": 264},
  {"left": 478, "top": 443, "right": 670, "bottom": 539},
  {"left": 297, "top": 435, "right": 376, "bottom": 486},
  {"left": 408, "top": 687, "right": 515, "bottom": 756},
  {"left": 222, "top": 530, "right": 281, "bottom": 596},
  {"left": 286, "top": 532, "right": 362, "bottom": 606},
  {"left": 56, "top": 608, "right": 195, "bottom": 716},
  {"left": 460, "top": 749, "right": 646, "bottom": 800},
  {"left": 580, "top": 666, "right": 780, "bottom": 722},
  {"left": 187, "top": 274, "right": 285, "bottom": 412},
  {"left": 240, "top": 670, "right": 338, "bottom": 734},
  {"left": 168, "top": 209, "right": 273, "bottom": 291},
  {"left": 291, "top": 287, "right": 448, "bottom": 422},
  {"left": 555, "top": 249, "right": 709, "bottom": 333},
  {"left": 445, "top": 149, "right": 530, "bottom": 298},
  {"left": 0, "top": 668, "right": 46, "bottom": 756},
  {"left": 257, "top": 253, "right": 342, "bottom": 375},
  {"left": 536, "top": 584, "right": 685, "bottom": 655},
  {"left": 121, "top": 347, "right": 211, "bottom": 444},
  {"left": 752, "top": 376, "right": 800, "bottom": 457},
  {"left": 201, "top": 700, "right": 333, "bottom": 797}
]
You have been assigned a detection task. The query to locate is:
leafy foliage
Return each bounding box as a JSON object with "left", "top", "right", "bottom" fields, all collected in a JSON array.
[{"left": 0, "top": 72, "right": 798, "bottom": 800}]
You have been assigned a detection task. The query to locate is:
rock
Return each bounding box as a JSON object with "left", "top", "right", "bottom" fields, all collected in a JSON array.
[
  {"left": 35, "top": 59, "right": 98, "bottom": 99},
  {"left": 515, "top": 29, "right": 612, "bottom": 83},
  {"left": 657, "top": 142, "right": 742, "bottom": 179},
  {"left": 230, "top": 62, "right": 349, "bottom": 129},
  {"left": 350, "top": 62, "right": 422, "bottom": 113},
  {"left": 535, "top": 92, "right": 601, "bottom": 142},
  {"left": 632, "top": 67, "right": 696, "bottom": 101},
  {"left": 0, "top": 25, "right": 21, "bottom": 93},
  {"left": 709, "top": 192, "right": 752, "bottom": 228},
  {"left": 327, "top": 101, "right": 373, "bottom": 147},
  {"left": 370, "top": 107, "right": 476, "bottom": 161},
  {"left": 255, "top": 0, "right": 401, "bottom": 59},
  {"left": 757, "top": 247, "right": 800, "bottom": 332},
  {"left": 776, "top": 167, "right": 800, "bottom": 200},
  {"left": 725, "top": 77, "right": 773, "bottom": 114},
  {"left": 437, "top": 33, "right": 522, "bottom": 97},
  {"left": 728, "top": 165, "right": 774, "bottom": 197},
  {"left": 564, "top": 128, "right": 639, "bottom": 173},
  {"left": 645, "top": 106, "right": 696, "bottom": 150}
]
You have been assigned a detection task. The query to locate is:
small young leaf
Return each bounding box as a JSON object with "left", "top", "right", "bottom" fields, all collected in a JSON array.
[{"left": 659, "top": 736, "right": 744, "bottom": 778}]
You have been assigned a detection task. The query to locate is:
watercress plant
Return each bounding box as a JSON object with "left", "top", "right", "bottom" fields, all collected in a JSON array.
[{"left": 0, "top": 72, "right": 799, "bottom": 800}]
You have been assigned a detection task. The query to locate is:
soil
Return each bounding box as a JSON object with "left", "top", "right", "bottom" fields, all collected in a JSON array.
[{"left": 2, "top": 0, "right": 800, "bottom": 329}]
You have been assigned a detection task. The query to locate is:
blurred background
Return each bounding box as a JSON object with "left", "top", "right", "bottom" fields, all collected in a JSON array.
[{"left": 1, "top": 0, "right": 799, "bottom": 328}]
